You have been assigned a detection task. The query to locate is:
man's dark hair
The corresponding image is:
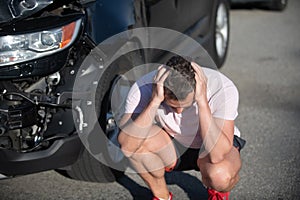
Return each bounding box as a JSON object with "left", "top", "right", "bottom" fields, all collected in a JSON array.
[{"left": 164, "top": 56, "right": 196, "bottom": 101}]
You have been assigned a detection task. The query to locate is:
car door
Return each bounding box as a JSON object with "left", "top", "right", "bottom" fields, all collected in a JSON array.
[{"left": 145, "top": 0, "right": 213, "bottom": 33}]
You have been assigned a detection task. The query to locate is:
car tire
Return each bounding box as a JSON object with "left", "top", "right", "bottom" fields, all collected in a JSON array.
[
  {"left": 55, "top": 79, "right": 126, "bottom": 183},
  {"left": 55, "top": 74, "right": 126, "bottom": 183},
  {"left": 55, "top": 49, "right": 144, "bottom": 183},
  {"left": 268, "top": 0, "right": 288, "bottom": 11},
  {"left": 55, "top": 147, "right": 123, "bottom": 182},
  {"left": 210, "top": 0, "right": 230, "bottom": 68}
]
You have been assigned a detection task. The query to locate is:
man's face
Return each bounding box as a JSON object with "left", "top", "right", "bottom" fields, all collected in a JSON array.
[{"left": 164, "top": 91, "right": 195, "bottom": 114}]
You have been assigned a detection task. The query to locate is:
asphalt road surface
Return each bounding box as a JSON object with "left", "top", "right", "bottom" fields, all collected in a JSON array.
[{"left": 1, "top": 0, "right": 299, "bottom": 199}]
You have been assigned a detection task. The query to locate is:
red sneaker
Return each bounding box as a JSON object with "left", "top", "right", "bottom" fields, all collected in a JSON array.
[
  {"left": 207, "top": 188, "right": 230, "bottom": 200},
  {"left": 153, "top": 192, "right": 173, "bottom": 200}
]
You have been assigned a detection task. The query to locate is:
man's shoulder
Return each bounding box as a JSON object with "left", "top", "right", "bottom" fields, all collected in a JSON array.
[
  {"left": 203, "top": 67, "right": 223, "bottom": 78},
  {"left": 128, "top": 70, "right": 156, "bottom": 99},
  {"left": 135, "top": 70, "right": 156, "bottom": 86},
  {"left": 203, "top": 67, "right": 235, "bottom": 86},
  {"left": 203, "top": 67, "right": 238, "bottom": 99}
]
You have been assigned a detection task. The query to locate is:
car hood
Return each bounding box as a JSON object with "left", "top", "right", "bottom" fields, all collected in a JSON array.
[{"left": 0, "top": 0, "right": 94, "bottom": 25}]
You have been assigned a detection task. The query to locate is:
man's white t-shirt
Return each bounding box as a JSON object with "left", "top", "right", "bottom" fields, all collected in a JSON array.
[{"left": 124, "top": 67, "right": 239, "bottom": 148}]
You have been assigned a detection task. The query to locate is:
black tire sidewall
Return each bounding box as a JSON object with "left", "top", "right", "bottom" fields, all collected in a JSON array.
[{"left": 95, "top": 50, "right": 146, "bottom": 177}]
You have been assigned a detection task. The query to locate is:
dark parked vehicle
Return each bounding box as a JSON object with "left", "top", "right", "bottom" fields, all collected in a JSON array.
[
  {"left": 0, "top": 0, "right": 230, "bottom": 182},
  {"left": 230, "top": 0, "right": 288, "bottom": 11}
]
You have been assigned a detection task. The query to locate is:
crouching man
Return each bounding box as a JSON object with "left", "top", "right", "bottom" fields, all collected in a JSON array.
[{"left": 118, "top": 56, "right": 245, "bottom": 200}]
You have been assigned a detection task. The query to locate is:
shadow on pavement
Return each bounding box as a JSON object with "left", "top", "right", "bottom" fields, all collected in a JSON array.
[{"left": 117, "top": 171, "right": 208, "bottom": 200}]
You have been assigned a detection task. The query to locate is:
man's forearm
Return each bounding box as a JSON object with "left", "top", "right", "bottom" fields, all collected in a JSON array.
[
  {"left": 198, "top": 102, "right": 232, "bottom": 163},
  {"left": 122, "top": 101, "right": 159, "bottom": 136},
  {"left": 119, "top": 100, "right": 160, "bottom": 156}
]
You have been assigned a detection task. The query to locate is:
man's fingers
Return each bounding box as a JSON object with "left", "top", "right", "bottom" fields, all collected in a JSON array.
[
  {"left": 154, "top": 65, "right": 169, "bottom": 83},
  {"left": 154, "top": 65, "right": 165, "bottom": 81},
  {"left": 191, "top": 62, "right": 203, "bottom": 75},
  {"left": 160, "top": 69, "right": 170, "bottom": 83},
  {"left": 191, "top": 62, "right": 207, "bottom": 81}
]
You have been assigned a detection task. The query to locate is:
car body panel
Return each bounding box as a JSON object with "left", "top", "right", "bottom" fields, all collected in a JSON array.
[
  {"left": 0, "top": 0, "right": 230, "bottom": 178},
  {"left": 87, "top": 0, "right": 136, "bottom": 44},
  {"left": 0, "top": 135, "right": 82, "bottom": 176},
  {"left": 147, "top": 0, "right": 213, "bottom": 34}
]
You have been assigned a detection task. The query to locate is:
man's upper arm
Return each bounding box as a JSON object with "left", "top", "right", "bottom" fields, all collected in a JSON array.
[
  {"left": 210, "top": 83, "right": 239, "bottom": 121},
  {"left": 121, "top": 85, "right": 150, "bottom": 128}
]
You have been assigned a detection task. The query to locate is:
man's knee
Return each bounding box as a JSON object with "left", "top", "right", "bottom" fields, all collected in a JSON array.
[
  {"left": 118, "top": 125, "right": 169, "bottom": 156},
  {"left": 118, "top": 129, "right": 155, "bottom": 158},
  {"left": 208, "top": 169, "right": 234, "bottom": 191},
  {"left": 202, "top": 164, "right": 240, "bottom": 192},
  {"left": 118, "top": 132, "right": 138, "bottom": 158},
  {"left": 118, "top": 135, "right": 140, "bottom": 158}
]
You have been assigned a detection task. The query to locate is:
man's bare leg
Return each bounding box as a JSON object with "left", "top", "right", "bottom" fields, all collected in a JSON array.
[
  {"left": 197, "top": 146, "right": 242, "bottom": 192},
  {"left": 119, "top": 126, "right": 177, "bottom": 199}
]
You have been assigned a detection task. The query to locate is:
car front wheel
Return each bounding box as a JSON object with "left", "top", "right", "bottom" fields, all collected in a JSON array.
[{"left": 212, "top": 0, "right": 230, "bottom": 68}]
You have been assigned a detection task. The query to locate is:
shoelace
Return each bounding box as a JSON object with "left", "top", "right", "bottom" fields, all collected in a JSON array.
[{"left": 207, "top": 188, "right": 229, "bottom": 200}]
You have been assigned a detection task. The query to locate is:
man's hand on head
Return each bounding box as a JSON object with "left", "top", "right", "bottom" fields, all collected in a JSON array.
[
  {"left": 151, "top": 65, "right": 170, "bottom": 105},
  {"left": 191, "top": 62, "right": 208, "bottom": 106}
]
